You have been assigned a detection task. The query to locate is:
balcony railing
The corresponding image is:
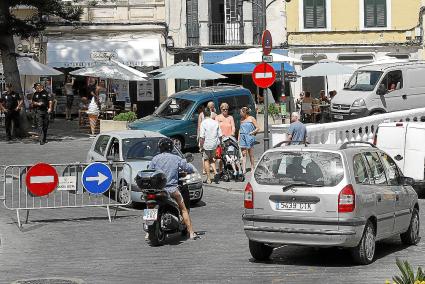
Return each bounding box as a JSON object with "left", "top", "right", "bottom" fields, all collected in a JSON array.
[
  {"left": 209, "top": 22, "right": 242, "bottom": 46},
  {"left": 270, "top": 108, "right": 425, "bottom": 147}
]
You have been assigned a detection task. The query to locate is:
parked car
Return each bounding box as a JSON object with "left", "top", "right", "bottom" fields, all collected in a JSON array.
[
  {"left": 128, "top": 84, "right": 256, "bottom": 150},
  {"left": 332, "top": 61, "right": 425, "bottom": 121},
  {"left": 243, "top": 141, "right": 420, "bottom": 265},
  {"left": 86, "top": 130, "right": 203, "bottom": 206},
  {"left": 375, "top": 122, "right": 425, "bottom": 197}
]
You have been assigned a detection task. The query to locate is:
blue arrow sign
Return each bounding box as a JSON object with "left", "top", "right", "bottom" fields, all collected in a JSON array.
[{"left": 82, "top": 162, "right": 113, "bottom": 194}]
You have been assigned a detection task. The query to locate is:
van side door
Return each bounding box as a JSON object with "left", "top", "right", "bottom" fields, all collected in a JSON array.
[
  {"left": 363, "top": 151, "right": 395, "bottom": 238},
  {"left": 379, "top": 151, "right": 411, "bottom": 234},
  {"left": 377, "top": 70, "right": 405, "bottom": 112}
]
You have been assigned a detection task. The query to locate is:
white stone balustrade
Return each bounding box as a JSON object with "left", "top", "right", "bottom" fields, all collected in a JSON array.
[{"left": 271, "top": 108, "right": 425, "bottom": 147}]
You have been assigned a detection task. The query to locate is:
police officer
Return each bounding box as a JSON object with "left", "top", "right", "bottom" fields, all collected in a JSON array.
[
  {"left": 0, "top": 83, "right": 23, "bottom": 141},
  {"left": 32, "top": 83, "right": 53, "bottom": 145}
]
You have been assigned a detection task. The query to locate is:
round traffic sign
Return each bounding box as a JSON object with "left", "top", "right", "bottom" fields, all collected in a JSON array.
[
  {"left": 252, "top": 63, "right": 276, "bottom": 88},
  {"left": 82, "top": 162, "right": 113, "bottom": 194},
  {"left": 262, "top": 30, "right": 273, "bottom": 55},
  {"left": 25, "top": 163, "right": 59, "bottom": 197}
]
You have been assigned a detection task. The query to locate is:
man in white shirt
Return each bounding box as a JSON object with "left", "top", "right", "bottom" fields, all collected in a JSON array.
[{"left": 199, "top": 107, "right": 222, "bottom": 184}]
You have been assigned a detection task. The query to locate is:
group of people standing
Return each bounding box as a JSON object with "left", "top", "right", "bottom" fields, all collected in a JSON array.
[
  {"left": 197, "top": 101, "right": 259, "bottom": 184},
  {"left": 0, "top": 83, "right": 53, "bottom": 144}
]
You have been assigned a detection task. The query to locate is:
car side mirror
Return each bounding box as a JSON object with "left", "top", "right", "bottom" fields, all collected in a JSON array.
[
  {"left": 377, "top": 84, "right": 387, "bottom": 96},
  {"left": 185, "top": 153, "right": 194, "bottom": 163},
  {"left": 399, "top": 176, "right": 415, "bottom": 186}
]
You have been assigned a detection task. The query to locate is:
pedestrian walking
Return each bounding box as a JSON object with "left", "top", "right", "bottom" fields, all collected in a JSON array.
[
  {"left": 239, "top": 107, "right": 259, "bottom": 175},
  {"left": 64, "top": 76, "right": 75, "bottom": 120},
  {"left": 198, "top": 101, "right": 217, "bottom": 174},
  {"left": 287, "top": 112, "right": 307, "bottom": 145},
  {"left": 0, "top": 83, "right": 23, "bottom": 141},
  {"left": 32, "top": 83, "right": 53, "bottom": 145},
  {"left": 215, "top": 102, "right": 235, "bottom": 174},
  {"left": 199, "top": 107, "right": 222, "bottom": 184}
]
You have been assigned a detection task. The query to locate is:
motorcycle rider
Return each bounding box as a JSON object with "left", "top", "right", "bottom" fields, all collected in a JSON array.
[{"left": 148, "top": 138, "right": 199, "bottom": 240}]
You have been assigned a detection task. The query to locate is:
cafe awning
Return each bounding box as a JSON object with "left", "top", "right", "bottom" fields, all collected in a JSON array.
[{"left": 46, "top": 38, "right": 160, "bottom": 68}]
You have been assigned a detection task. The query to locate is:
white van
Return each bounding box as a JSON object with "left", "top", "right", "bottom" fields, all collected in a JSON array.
[
  {"left": 332, "top": 61, "right": 425, "bottom": 121},
  {"left": 375, "top": 122, "right": 425, "bottom": 197}
]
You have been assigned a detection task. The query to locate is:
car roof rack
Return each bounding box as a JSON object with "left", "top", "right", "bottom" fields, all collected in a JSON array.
[
  {"left": 339, "top": 141, "right": 376, "bottom": 150},
  {"left": 216, "top": 83, "right": 241, "bottom": 88},
  {"left": 273, "top": 141, "right": 309, "bottom": 148}
]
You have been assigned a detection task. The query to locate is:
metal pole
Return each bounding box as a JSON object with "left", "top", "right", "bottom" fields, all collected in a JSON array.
[{"left": 264, "top": 87, "right": 269, "bottom": 151}]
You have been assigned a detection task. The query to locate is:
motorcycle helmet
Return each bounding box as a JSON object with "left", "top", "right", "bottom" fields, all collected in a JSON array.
[{"left": 158, "top": 137, "right": 173, "bottom": 153}]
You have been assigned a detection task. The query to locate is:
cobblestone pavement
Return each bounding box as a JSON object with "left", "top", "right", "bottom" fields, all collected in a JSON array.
[{"left": 0, "top": 122, "right": 424, "bottom": 284}]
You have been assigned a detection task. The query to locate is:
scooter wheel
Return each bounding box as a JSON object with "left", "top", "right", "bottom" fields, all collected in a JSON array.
[
  {"left": 148, "top": 220, "right": 166, "bottom": 246},
  {"left": 223, "top": 175, "right": 230, "bottom": 182}
]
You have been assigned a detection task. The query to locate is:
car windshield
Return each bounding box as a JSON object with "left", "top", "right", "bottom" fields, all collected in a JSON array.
[
  {"left": 254, "top": 151, "right": 345, "bottom": 187},
  {"left": 344, "top": 71, "right": 382, "bottom": 91},
  {"left": 154, "top": 97, "right": 194, "bottom": 120},
  {"left": 122, "top": 138, "right": 181, "bottom": 160}
]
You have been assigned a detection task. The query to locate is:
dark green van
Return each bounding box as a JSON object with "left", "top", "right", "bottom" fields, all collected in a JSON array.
[{"left": 128, "top": 85, "right": 256, "bottom": 150}]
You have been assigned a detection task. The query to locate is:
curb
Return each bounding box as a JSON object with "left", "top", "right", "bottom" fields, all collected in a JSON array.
[{"left": 204, "top": 182, "right": 245, "bottom": 192}]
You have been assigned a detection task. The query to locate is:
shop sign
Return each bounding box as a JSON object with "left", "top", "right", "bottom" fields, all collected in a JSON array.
[{"left": 90, "top": 51, "right": 118, "bottom": 61}]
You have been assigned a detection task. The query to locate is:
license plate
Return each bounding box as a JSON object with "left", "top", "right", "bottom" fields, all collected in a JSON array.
[
  {"left": 143, "top": 209, "right": 158, "bottom": 221},
  {"left": 276, "top": 202, "right": 313, "bottom": 211},
  {"left": 334, "top": 115, "right": 343, "bottom": 120}
]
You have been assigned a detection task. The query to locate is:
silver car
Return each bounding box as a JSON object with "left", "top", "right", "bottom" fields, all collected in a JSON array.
[
  {"left": 87, "top": 130, "right": 203, "bottom": 207},
  {"left": 243, "top": 142, "right": 420, "bottom": 265}
]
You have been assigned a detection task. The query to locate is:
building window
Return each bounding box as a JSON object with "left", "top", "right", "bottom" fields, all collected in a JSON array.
[
  {"left": 338, "top": 54, "right": 374, "bottom": 62},
  {"left": 364, "top": 0, "right": 387, "bottom": 28},
  {"left": 186, "top": 0, "right": 199, "bottom": 46},
  {"left": 304, "top": 0, "right": 326, "bottom": 29}
]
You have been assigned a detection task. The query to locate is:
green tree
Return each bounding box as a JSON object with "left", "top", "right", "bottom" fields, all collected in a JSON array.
[{"left": 0, "top": 0, "right": 82, "bottom": 93}]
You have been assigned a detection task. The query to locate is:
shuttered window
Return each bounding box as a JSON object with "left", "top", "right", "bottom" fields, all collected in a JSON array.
[
  {"left": 304, "top": 0, "right": 326, "bottom": 29},
  {"left": 364, "top": 0, "right": 387, "bottom": 28},
  {"left": 186, "top": 0, "right": 199, "bottom": 46}
]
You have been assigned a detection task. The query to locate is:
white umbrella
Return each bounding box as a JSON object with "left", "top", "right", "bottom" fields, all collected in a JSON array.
[
  {"left": 217, "top": 48, "right": 302, "bottom": 64},
  {"left": 0, "top": 57, "right": 63, "bottom": 76},
  {"left": 70, "top": 61, "right": 147, "bottom": 81},
  {"left": 298, "top": 60, "right": 355, "bottom": 77},
  {"left": 151, "top": 61, "right": 226, "bottom": 80}
]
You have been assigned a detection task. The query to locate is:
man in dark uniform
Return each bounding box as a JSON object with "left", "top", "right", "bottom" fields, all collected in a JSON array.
[
  {"left": 32, "top": 83, "right": 53, "bottom": 145},
  {"left": 0, "top": 83, "right": 23, "bottom": 141}
]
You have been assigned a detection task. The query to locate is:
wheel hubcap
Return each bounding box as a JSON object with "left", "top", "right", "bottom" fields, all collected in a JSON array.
[
  {"left": 118, "top": 186, "right": 130, "bottom": 204},
  {"left": 365, "top": 226, "right": 375, "bottom": 260},
  {"left": 411, "top": 213, "right": 419, "bottom": 241}
]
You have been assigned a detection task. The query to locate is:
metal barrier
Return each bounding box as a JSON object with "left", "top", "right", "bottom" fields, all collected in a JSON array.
[{"left": 2, "top": 162, "right": 133, "bottom": 228}]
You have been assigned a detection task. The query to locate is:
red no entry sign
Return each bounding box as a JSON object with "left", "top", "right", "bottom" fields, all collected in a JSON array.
[
  {"left": 25, "top": 163, "right": 59, "bottom": 197},
  {"left": 262, "top": 30, "right": 273, "bottom": 55},
  {"left": 252, "top": 63, "right": 276, "bottom": 88}
]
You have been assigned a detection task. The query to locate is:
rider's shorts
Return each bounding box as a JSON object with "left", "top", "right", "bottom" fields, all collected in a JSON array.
[{"left": 165, "top": 186, "right": 179, "bottom": 194}]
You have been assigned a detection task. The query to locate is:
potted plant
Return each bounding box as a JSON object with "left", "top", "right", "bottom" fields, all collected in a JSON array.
[{"left": 100, "top": 111, "right": 137, "bottom": 133}]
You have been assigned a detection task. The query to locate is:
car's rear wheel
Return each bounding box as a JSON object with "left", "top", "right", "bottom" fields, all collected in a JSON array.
[
  {"left": 400, "top": 208, "right": 420, "bottom": 245},
  {"left": 249, "top": 240, "right": 273, "bottom": 261},
  {"left": 351, "top": 220, "right": 376, "bottom": 265}
]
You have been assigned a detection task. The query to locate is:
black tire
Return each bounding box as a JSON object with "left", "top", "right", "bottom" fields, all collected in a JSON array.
[
  {"left": 171, "top": 136, "right": 184, "bottom": 151},
  {"left": 351, "top": 220, "right": 376, "bottom": 265},
  {"left": 400, "top": 208, "right": 420, "bottom": 245},
  {"left": 223, "top": 174, "right": 230, "bottom": 182},
  {"left": 238, "top": 175, "right": 245, "bottom": 182},
  {"left": 249, "top": 240, "right": 273, "bottom": 261},
  {"left": 148, "top": 219, "right": 166, "bottom": 246}
]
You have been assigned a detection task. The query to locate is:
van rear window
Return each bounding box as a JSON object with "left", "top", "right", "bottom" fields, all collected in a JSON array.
[{"left": 254, "top": 151, "right": 344, "bottom": 187}]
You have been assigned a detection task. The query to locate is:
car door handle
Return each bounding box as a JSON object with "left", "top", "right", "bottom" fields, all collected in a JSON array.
[
  {"left": 402, "top": 95, "right": 407, "bottom": 99},
  {"left": 394, "top": 154, "right": 403, "bottom": 161}
]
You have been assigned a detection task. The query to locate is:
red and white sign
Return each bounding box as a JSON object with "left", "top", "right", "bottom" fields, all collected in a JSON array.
[
  {"left": 252, "top": 63, "right": 276, "bottom": 88},
  {"left": 262, "top": 30, "right": 273, "bottom": 56},
  {"left": 25, "top": 163, "right": 59, "bottom": 197}
]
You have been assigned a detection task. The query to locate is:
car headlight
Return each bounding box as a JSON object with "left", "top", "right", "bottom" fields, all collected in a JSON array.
[
  {"left": 185, "top": 172, "right": 202, "bottom": 183},
  {"left": 352, "top": 98, "right": 366, "bottom": 107}
]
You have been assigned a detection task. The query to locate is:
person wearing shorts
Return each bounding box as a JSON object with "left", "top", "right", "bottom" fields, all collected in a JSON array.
[{"left": 199, "top": 107, "right": 222, "bottom": 184}]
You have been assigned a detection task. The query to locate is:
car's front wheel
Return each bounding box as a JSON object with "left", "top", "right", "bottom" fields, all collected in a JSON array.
[
  {"left": 400, "top": 208, "right": 420, "bottom": 245},
  {"left": 171, "top": 136, "right": 184, "bottom": 151},
  {"left": 117, "top": 182, "right": 134, "bottom": 208},
  {"left": 249, "top": 240, "right": 273, "bottom": 261},
  {"left": 351, "top": 220, "right": 376, "bottom": 265}
]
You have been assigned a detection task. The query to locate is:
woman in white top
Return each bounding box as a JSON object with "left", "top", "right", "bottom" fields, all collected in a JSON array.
[{"left": 64, "top": 76, "right": 74, "bottom": 120}]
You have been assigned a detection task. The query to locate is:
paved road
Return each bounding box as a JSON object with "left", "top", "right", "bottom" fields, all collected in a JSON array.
[{"left": 0, "top": 122, "right": 424, "bottom": 284}]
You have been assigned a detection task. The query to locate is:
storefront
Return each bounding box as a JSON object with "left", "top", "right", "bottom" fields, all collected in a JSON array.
[
  {"left": 46, "top": 38, "right": 161, "bottom": 118},
  {"left": 201, "top": 49, "right": 295, "bottom": 103}
]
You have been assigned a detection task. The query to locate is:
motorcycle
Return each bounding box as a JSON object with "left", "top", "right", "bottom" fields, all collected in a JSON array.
[{"left": 135, "top": 170, "right": 190, "bottom": 246}]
